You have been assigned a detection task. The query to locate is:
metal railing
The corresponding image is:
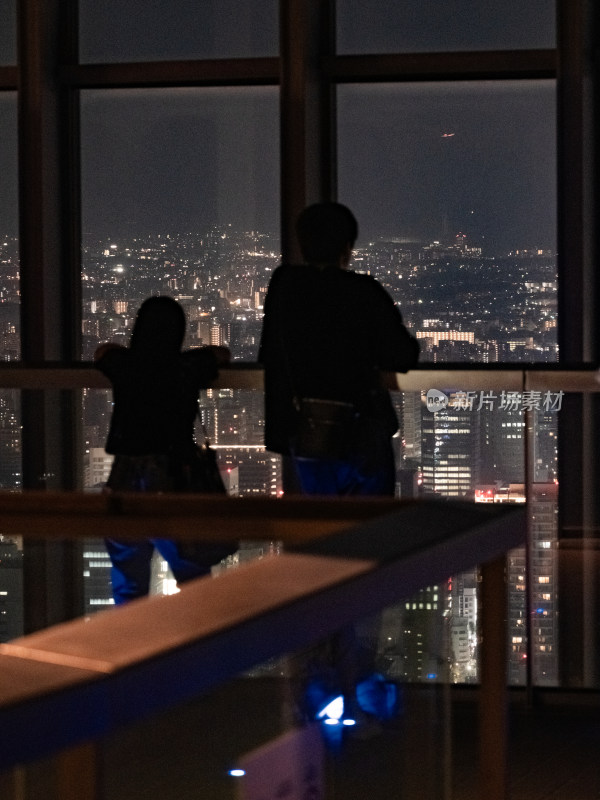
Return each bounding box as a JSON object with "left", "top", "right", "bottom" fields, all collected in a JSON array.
[
  {"left": 0, "top": 362, "right": 599, "bottom": 392},
  {"left": 1, "top": 361, "right": 597, "bottom": 689}
]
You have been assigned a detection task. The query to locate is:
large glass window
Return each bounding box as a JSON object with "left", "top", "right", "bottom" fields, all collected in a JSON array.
[
  {"left": 5, "top": 0, "right": 586, "bottom": 693},
  {"left": 0, "top": 93, "right": 18, "bottom": 266},
  {"left": 0, "top": 2, "right": 16, "bottom": 65},
  {"left": 0, "top": 94, "right": 21, "bottom": 470},
  {"left": 79, "top": 0, "right": 279, "bottom": 63},
  {"left": 0, "top": 92, "right": 22, "bottom": 638},
  {"left": 81, "top": 86, "right": 279, "bottom": 359},
  {"left": 337, "top": 0, "right": 556, "bottom": 54},
  {"left": 80, "top": 87, "right": 280, "bottom": 603},
  {"left": 338, "top": 81, "right": 557, "bottom": 359},
  {"left": 339, "top": 81, "right": 558, "bottom": 685}
]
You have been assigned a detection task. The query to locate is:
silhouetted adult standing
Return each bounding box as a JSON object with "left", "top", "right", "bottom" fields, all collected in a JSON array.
[
  {"left": 95, "top": 296, "right": 235, "bottom": 604},
  {"left": 260, "top": 202, "right": 419, "bottom": 496}
]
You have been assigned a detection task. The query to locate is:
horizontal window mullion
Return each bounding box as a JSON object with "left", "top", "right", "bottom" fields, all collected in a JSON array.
[
  {"left": 58, "top": 58, "right": 280, "bottom": 89},
  {"left": 327, "top": 50, "right": 556, "bottom": 83}
]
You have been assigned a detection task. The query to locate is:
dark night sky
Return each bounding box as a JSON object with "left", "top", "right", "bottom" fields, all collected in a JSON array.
[
  {"left": 336, "top": 0, "right": 555, "bottom": 54},
  {"left": 78, "top": 0, "right": 279, "bottom": 62},
  {"left": 1, "top": 1, "right": 557, "bottom": 255},
  {"left": 80, "top": 88, "right": 280, "bottom": 240},
  {"left": 79, "top": 81, "right": 556, "bottom": 255},
  {"left": 0, "top": 94, "right": 17, "bottom": 236},
  {"left": 338, "top": 82, "right": 556, "bottom": 254}
]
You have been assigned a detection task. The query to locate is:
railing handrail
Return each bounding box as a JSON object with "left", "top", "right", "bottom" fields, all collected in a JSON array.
[
  {"left": 0, "top": 362, "right": 599, "bottom": 391},
  {"left": 0, "top": 492, "right": 401, "bottom": 541}
]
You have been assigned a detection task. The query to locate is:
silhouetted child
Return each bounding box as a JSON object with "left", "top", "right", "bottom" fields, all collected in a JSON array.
[{"left": 95, "top": 296, "right": 235, "bottom": 603}]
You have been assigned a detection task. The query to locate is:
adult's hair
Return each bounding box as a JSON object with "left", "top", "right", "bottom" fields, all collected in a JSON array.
[
  {"left": 295, "top": 202, "right": 358, "bottom": 264},
  {"left": 130, "top": 296, "right": 186, "bottom": 357}
]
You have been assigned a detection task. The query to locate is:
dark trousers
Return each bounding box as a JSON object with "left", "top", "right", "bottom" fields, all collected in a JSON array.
[
  {"left": 282, "top": 436, "right": 396, "bottom": 718},
  {"left": 284, "top": 435, "right": 396, "bottom": 497}
]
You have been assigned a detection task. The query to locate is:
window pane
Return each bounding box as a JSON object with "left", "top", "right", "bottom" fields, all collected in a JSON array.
[
  {"left": 80, "top": 88, "right": 279, "bottom": 607},
  {"left": 0, "top": 389, "right": 21, "bottom": 489},
  {"left": 337, "top": 0, "right": 555, "bottom": 54},
  {"left": 79, "top": 0, "right": 279, "bottom": 62},
  {"left": 340, "top": 84, "right": 558, "bottom": 685},
  {"left": 0, "top": 96, "right": 19, "bottom": 361},
  {"left": 396, "top": 389, "right": 560, "bottom": 687},
  {"left": 0, "top": 2, "right": 16, "bottom": 65},
  {"left": 81, "top": 87, "right": 278, "bottom": 359},
  {"left": 0, "top": 94, "right": 18, "bottom": 306},
  {"left": 0, "top": 93, "right": 22, "bottom": 639},
  {"left": 0, "top": 520, "right": 23, "bottom": 642},
  {"left": 338, "top": 81, "right": 557, "bottom": 362},
  {"left": 0, "top": 94, "right": 21, "bottom": 490}
]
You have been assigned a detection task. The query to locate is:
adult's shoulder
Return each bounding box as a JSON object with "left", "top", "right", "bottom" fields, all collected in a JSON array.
[
  {"left": 344, "top": 269, "right": 394, "bottom": 300},
  {"left": 263, "top": 264, "right": 313, "bottom": 310},
  {"left": 267, "top": 263, "right": 307, "bottom": 287},
  {"left": 346, "top": 269, "right": 383, "bottom": 287}
]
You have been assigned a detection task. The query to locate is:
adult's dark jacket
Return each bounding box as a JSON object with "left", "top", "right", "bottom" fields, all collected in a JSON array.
[{"left": 259, "top": 263, "right": 419, "bottom": 455}]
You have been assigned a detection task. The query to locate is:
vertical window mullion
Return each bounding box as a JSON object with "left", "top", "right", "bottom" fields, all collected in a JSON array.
[
  {"left": 17, "top": 0, "right": 83, "bottom": 631},
  {"left": 279, "top": 0, "right": 336, "bottom": 263}
]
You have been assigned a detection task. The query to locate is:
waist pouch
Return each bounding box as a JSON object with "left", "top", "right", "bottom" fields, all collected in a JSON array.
[{"left": 292, "top": 398, "right": 360, "bottom": 460}]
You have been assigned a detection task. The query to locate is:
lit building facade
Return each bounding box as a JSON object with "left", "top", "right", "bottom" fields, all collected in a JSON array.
[
  {"left": 421, "top": 399, "right": 480, "bottom": 499},
  {"left": 475, "top": 481, "right": 558, "bottom": 685}
]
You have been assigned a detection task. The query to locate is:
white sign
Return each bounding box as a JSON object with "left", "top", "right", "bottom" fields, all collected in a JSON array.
[{"left": 236, "top": 724, "right": 325, "bottom": 800}]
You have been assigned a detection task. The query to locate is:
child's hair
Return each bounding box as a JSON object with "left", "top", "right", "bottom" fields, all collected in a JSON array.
[{"left": 130, "top": 296, "right": 186, "bottom": 356}]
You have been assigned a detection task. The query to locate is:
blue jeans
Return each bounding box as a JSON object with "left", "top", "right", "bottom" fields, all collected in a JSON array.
[
  {"left": 284, "top": 435, "right": 396, "bottom": 717},
  {"left": 104, "top": 538, "right": 215, "bottom": 605},
  {"left": 104, "top": 454, "right": 234, "bottom": 604},
  {"left": 289, "top": 436, "right": 396, "bottom": 497}
]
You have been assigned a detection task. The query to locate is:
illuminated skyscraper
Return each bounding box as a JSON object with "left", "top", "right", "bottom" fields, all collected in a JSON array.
[
  {"left": 475, "top": 482, "right": 558, "bottom": 685},
  {"left": 480, "top": 408, "right": 525, "bottom": 484},
  {"left": 421, "top": 399, "right": 480, "bottom": 499}
]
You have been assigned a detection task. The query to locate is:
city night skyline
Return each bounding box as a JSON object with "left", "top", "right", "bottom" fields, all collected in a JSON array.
[{"left": 0, "top": 0, "right": 560, "bottom": 683}]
